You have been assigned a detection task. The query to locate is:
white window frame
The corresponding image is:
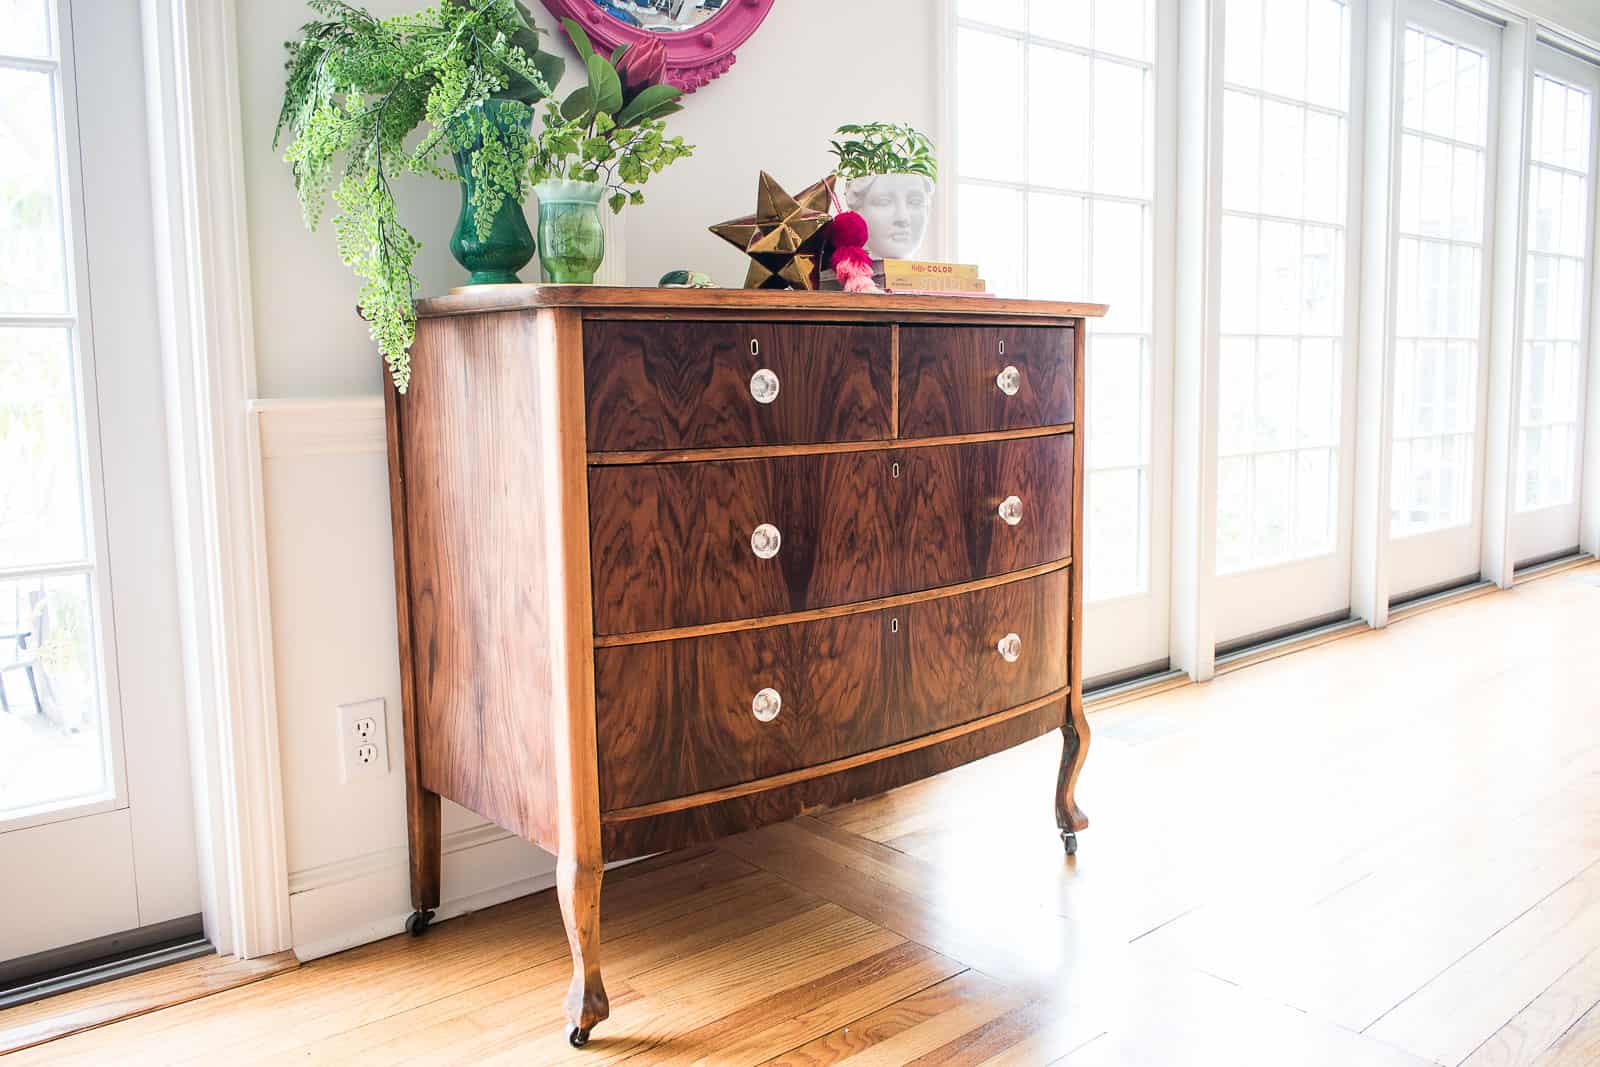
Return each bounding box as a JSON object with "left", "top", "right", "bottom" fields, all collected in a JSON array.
[
  {"left": 1207, "top": 0, "right": 1368, "bottom": 650},
  {"left": 1378, "top": 0, "right": 1503, "bottom": 602},
  {"left": 0, "top": 0, "right": 127, "bottom": 832},
  {"left": 1507, "top": 42, "right": 1600, "bottom": 566},
  {"left": 946, "top": 0, "right": 1600, "bottom": 681},
  {"left": 940, "top": 0, "right": 1179, "bottom": 682}
]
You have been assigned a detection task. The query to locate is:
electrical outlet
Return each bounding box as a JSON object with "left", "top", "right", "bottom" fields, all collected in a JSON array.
[{"left": 337, "top": 698, "right": 389, "bottom": 783}]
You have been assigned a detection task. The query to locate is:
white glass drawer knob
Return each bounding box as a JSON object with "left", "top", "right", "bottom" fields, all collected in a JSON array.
[
  {"left": 996, "top": 365, "right": 1022, "bottom": 396},
  {"left": 750, "top": 523, "right": 782, "bottom": 559},
  {"left": 998, "top": 495, "right": 1024, "bottom": 526},
  {"left": 997, "top": 633, "right": 1023, "bottom": 663},
  {"left": 752, "top": 687, "right": 782, "bottom": 722},
  {"left": 750, "top": 368, "right": 781, "bottom": 404}
]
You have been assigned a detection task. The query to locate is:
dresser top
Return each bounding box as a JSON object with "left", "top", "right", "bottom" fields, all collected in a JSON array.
[{"left": 415, "top": 284, "right": 1108, "bottom": 321}]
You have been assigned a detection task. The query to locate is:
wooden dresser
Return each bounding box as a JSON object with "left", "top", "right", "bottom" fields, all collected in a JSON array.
[{"left": 384, "top": 286, "right": 1105, "bottom": 1046}]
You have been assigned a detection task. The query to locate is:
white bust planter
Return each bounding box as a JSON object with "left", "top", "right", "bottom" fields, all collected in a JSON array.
[{"left": 843, "top": 172, "right": 935, "bottom": 261}]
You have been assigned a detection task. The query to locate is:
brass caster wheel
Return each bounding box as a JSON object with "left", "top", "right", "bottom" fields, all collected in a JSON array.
[
  {"left": 406, "top": 909, "right": 435, "bottom": 937},
  {"left": 1061, "top": 830, "right": 1078, "bottom": 856},
  {"left": 569, "top": 1026, "right": 592, "bottom": 1048}
]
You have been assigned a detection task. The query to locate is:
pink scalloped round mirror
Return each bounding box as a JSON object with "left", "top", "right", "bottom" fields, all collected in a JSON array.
[{"left": 540, "top": 0, "right": 776, "bottom": 92}]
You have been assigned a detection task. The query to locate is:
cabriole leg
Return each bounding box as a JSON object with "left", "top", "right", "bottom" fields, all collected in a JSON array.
[
  {"left": 558, "top": 855, "right": 609, "bottom": 1047},
  {"left": 1055, "top": 695, "right": 1091, "bottom": 855}
]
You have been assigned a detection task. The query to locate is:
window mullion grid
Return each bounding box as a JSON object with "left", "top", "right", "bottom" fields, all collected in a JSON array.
[
  {"left": 0, "top": 560, "right": 95, "bottom": 583},
  {"left": 0, "top": 53, "right": 57, "bottom": 74}
]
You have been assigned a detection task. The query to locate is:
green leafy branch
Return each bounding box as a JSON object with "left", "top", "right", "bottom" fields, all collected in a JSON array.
[{"left": 528, "top": 18, "right": 694, "bottom": 214}]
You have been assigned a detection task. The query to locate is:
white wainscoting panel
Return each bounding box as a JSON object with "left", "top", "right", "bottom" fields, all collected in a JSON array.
[{"left": 251, "top": 397, "right": 557, "bottom": 961}]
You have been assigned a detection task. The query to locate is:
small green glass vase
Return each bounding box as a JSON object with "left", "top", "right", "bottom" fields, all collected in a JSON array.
[
  {"left": 449, "top": 100, "right": 536, "bottom": 286},
  {"left": 534, "top": 180, "right": 607, "bottom": 284}
]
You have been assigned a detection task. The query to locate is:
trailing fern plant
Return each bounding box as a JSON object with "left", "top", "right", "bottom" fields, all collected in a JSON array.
[{"left": 275, "top": 0, "right": 564, "bottom": 391}]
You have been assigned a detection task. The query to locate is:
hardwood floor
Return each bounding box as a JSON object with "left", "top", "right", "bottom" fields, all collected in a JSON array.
[{"left": 8, "top": 564, "right": 1598, "bottom": 1065}]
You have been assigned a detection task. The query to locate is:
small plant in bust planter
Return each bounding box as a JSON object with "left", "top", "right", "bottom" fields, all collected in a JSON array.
[
  {"left": 830, "top": 122, "right": 938, "bottom": 262},
  {"left": 275, "top": 0, "right": 564, "bottom": 391},
  {"left": 527, "top": 19, "right": 694, "bottom": 284}
]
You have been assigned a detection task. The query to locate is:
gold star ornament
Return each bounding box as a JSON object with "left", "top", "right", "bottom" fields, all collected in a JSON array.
[{"left": 709, "top": 172, "right": 835, "bottom": 289}]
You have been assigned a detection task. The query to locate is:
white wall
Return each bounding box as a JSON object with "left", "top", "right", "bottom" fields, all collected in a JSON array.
[
  {"left": 237, "top": 0, "right": 940, "bottom": 397},
  {"left": 234, "top": 1, "right": 939, "bottom": 957}
]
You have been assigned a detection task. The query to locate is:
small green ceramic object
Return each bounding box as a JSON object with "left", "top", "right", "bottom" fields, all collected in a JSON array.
[
  {"left": 659, "top": 270, "right": 714, "bottom": 288},
  {"left": 535, "top": 180, "right": 606, "bottom": 284},
  {"left": 448, "top": 99, "right": 537, "bottom": 286}
]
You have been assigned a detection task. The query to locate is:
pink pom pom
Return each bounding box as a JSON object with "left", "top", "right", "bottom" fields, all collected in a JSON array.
[{"left": 830, "top": 211, "right": 870, "bottom": 247}]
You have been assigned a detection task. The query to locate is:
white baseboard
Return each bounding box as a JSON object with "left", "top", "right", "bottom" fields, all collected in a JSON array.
[{"left": 288, "top": 824, "right": 556, "bottom": 961}]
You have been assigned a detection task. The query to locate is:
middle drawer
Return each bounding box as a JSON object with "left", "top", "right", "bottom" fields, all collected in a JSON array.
[
  {"left": 595, "top": 568, "right": 1070, "bottom": 811},
  {"left": 588, "top": 433, "right": 1074, "bottom": 635}
]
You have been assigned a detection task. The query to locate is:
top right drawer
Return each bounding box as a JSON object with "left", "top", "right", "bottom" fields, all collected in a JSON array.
[{"left": 898, "top": 325, "right": 1076, "bottom": 438}]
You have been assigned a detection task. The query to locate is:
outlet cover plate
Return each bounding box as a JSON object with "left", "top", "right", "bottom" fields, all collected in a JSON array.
[{"left": 337, "top": 698, "right": 389, "bottom": 783}]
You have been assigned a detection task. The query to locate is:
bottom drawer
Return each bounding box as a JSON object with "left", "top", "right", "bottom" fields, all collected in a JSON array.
[{"left": 595, "top": 568, "right": 1070, "bottom": 811}]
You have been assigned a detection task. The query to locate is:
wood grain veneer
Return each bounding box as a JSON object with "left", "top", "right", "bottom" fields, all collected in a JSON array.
[
  {"left": 587, "top": 433, "right": 1074, "bottom": 634},
  {"left": 595, "top": 570, "right": 1069, "bottom": 810},
  {"left": 393, "top": 310, "right": 561, "bottom": 849},
  {"left": 585, "top": 423, "right": 1073, "bottom": 466},
  {"left": 386, "top": 286, "right": 1102, "bottom": 1043},
  {"left": 600, "top": 697, "right": 1068, "bottom": 859},
  {"left": 583, "top": 320, "right": 892, "bottom": 451},
  {"left": 899, "top": 325, "right": 1076, "bottom": 437},
  {"left": 591, "top": 558, "right": 1071, "bottom": 647}
]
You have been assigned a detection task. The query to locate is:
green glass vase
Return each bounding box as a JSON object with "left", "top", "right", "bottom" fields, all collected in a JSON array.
[
  {"left": 534, "top": 180, "right": 607, "bottom": 284},
  {"left": 449, "top": 100, "right": 536, "bottom": 285}
]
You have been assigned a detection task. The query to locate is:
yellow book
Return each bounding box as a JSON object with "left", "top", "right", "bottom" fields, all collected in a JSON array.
[{"left": 882, "top": 259, "right": 984, "bottom": 291}]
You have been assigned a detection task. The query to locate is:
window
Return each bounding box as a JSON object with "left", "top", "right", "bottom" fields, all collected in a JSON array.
[
  {"left": 0, "top": 3, "right": 115, "bottom": 820},
  {"left": 1517, "top": 72, "right": 1592, "bottom": 513},
  {"left": 1389, "top": 28, "right": 1491, "bottom": 536},
  {"left": 1215, "top": 0, "right": 1351, "bottom": 574},
  {"left": 953, "top": 0, "right": 1156, "bottom": 602}
]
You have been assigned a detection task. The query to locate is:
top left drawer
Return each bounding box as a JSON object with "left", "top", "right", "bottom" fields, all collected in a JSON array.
[{"left": 583, "top": 321, "right": 893, "bottom": 452}]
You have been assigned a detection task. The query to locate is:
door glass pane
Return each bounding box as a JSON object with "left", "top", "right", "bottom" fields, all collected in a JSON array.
[
  {"left": 1217, "top": 0, "right": 1351, "bottom": 574},
  {"left": 956, "top": 2, "right": 1158, "bottom": 605},
  {"left": 1516, "top": 72, "right": 1592, "bottom": 513},
  {"left": 0, "top": 0, "right": 52, "bottom": 60},
  {"left": 0, "top": 326, "right": 88, "bottom": 565},
  {"left": 0, "top": 65, "right": 70, "bottom": 313},
  {"left": 2, "top": 18, "right": 116, "bottom": 823},
  {"left": 0, "top": 574, "right": 109, "bottom": 818},
  {"left": 1390, "top": 28, "right": 1490, "bottom": 537}
]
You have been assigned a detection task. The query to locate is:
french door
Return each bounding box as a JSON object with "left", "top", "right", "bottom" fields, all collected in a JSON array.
[
  {"left": 1, "top": 0, "right": 200, "bottom": 971},
  {"left": 1213, "top": 0, "right": 1361, "bottom": 644},
  {"left": 952, "top": 0, "right": 1175, "bottom": 682},
  {"left": 1509, "top": 45, "right": 1597, "bottom": 567},
  {"left": 1385, "top": 1, "right": 1501, "bottom": 601}
]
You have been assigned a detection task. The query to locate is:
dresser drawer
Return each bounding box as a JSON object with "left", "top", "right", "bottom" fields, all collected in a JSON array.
[
  {"left": 898, "top": 325, "right": 1075, "bottom": 438},
  {"left": 595, "top": 569, "right": 1070, "bottom": 810},
  {"left": 584, "top": 320, "right": 893, "bottom": 452},
  {"left": 588, "top": 433, "right": 1073, "bottom": 635}
]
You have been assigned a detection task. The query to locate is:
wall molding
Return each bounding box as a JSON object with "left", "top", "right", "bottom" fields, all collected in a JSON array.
[
  {"left": 287, "top": 823, "right": 516, "bottom": 895},
  {"left": 141, "top": 0, "right": 291, "bottom": 958},
  {"left": 251, "top": 397, "right": 386, "bottom": 460},
  {"left": 287, "top": 826, "right": 556, "bottom": 962}
]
